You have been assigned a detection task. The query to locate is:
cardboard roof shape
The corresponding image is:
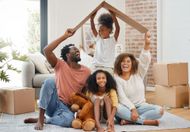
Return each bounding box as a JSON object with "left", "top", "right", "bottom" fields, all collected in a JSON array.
[{"left": 73, "top": 1, "right": 148, "bottom": 33}]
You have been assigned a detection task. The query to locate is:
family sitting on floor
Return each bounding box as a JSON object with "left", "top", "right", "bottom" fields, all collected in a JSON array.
[{"left": 24, "top": 11, "right": 164, "bottom": 132}]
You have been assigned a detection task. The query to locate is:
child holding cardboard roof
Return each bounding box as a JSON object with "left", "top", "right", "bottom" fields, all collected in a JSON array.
[{"left": 90, "top": 10, "right": 120, "bottom": 75}]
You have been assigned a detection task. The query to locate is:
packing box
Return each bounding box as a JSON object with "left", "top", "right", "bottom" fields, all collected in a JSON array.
[
  {"left": 189, "top": 87, "right": 190, "bottom": 107},
  {"left": 153, "top": 62, "right": 188, "bottom": 86},
  {"left": 155, "top": 85, "right": 189, "bottom": 108},
  {"left": 0, "top": 87, "right": 35, "bottom": 114}
]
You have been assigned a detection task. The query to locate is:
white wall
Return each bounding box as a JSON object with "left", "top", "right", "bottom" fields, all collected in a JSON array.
[
  {"left": 48, "top": 0, "right": 125, "bottom": 57},
  {"left": 158, "top": 0, "right": 190, "bottom": 82}
]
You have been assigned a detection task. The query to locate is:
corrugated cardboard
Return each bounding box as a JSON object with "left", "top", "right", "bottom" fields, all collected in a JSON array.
[
  {"left": 155, "top": 85, "right": 189, "bottom": 108},
  {"left": 0, "top": 87, "right": 35, "bottom": 114},
  {"left": 189, "top": 87, "right": 190, "bottom": 107},
  {"left": 73, "top": 1, "right": 103, "bottom": 32},
  {"left": 153, "top": 62, "right": 188, "bottom": 86},
  {"left": 73, "top": 1, "right": 148, "bottom": 33},
  {"left": 103, "top": 2, "right": 148, "bottom": 33}
]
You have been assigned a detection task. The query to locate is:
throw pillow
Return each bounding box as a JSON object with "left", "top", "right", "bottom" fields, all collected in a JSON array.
[
  {"left": 28, "top": 53, "right": 49, "bottom": 74},
  {"left": 44, "top": 60, "right": 54, "bottom": 73}
]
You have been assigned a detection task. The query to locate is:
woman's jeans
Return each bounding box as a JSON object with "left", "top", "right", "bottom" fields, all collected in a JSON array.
[
  {"left": 38, "top": 78, "right": 74, "bottom": 127},
  {"left": 116, "top": 103, "right": 163, "bottom": 124}
]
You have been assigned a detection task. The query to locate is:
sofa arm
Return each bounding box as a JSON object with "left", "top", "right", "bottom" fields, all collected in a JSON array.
[{"left": 21, "top": 60, "right": 35, "bottom": 87}]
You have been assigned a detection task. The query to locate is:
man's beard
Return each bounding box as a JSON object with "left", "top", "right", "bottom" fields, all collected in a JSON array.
[{"left": 72, "top": 56, "right": 81, "bottom": 62}]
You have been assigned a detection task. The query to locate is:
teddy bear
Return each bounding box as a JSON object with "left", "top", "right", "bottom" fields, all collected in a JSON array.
[{"left": 70, "top": 92, "right": 95, "bottom": 131}]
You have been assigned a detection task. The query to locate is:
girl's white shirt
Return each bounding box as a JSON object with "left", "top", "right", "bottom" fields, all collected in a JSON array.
[{"left": 92, "top": 35, "right": 116, "bottom": 68}]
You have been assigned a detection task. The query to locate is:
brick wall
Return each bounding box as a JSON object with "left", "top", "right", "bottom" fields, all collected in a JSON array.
[{"left": 125, "top": 0, "right": 157, "bottom": 86}]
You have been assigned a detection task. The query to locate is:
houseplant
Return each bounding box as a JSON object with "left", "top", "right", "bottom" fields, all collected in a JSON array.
[{"left": 0, "top": 39, "right": 28, "bottom": 82}]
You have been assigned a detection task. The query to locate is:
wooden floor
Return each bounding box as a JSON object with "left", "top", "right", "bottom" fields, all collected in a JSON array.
[{"left": 145, "top": 91, "right": 190, "bottom": 132}]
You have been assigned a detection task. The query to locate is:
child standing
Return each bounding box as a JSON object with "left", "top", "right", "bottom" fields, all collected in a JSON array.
[
  {"left": 86, "top": 69, "right": 118, "bottom": 132},
  {"left": 90, "top": 10, "right": 120, "bottom": 74}
]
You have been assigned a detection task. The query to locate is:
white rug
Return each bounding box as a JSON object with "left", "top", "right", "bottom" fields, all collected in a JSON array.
[{"left": 0, "top": 112, "right": 190, "bottom": 132}]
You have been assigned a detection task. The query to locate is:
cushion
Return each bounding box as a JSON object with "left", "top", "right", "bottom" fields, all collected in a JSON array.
[
  {"left": 28, "top": 53, "right": 50, "bottom": 74},
  {"left": 33, "top": 73, "right": 55, "bottom": 87},
  {"left": 44, "top": 60, "right": 54, "bottom": 73}
]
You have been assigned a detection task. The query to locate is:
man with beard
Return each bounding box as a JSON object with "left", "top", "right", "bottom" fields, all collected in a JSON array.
[{"left": 24, "top": 28, "right": 91, "bottom": 130}]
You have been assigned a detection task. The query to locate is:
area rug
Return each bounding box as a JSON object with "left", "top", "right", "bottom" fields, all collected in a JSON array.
[{"left": 0, "top": 111, "right": 190, "bottom": 132}]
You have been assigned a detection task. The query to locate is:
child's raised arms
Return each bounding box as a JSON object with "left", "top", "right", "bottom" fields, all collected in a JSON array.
[{"left": 108, "top": 10, "right": 120, "bottom": 41}]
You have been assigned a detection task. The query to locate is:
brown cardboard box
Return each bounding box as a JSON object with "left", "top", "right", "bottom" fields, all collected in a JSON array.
[
  {"left": 0, "top": 87, "right": 35, "bottom": 114},
  {"left": 189, "top": 87, "right": 190, "bottom": 107},
  {"left": 155, "top": 85, "right": 189, "bottom": 108},
  {"left": 153, "top": 62, "right": 188, "bottom": 86}
]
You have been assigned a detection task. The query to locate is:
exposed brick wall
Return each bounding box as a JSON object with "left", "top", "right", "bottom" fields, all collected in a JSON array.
[{"left": 125, "top": 0, "right": 157, "bottom": 86}]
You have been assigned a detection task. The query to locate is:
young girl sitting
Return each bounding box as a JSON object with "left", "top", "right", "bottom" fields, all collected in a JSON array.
[{"left": 86, "top": 69, "right": 118, "bottom": 132}]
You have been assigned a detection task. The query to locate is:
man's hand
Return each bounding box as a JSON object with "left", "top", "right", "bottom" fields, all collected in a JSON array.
[
  {"left": 64, "top": 28, "right": 75, "bottom": 38},
  {"left": 131, "top": 108, "right": 139, "bottom": 122}
]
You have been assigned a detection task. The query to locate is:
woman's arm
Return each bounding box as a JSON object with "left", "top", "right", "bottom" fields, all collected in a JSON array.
[
  {"left": 43, "top": 28, "right": 75, "bottom": 67},
  {"left": 138, "top": 31, "right": 151, "bottom": 78},
  {"left": 90, "top": 12, "right": 98, "bottom": 37},
  {"left": 144, "top": 31, "right": 151, "bottom": 50}
]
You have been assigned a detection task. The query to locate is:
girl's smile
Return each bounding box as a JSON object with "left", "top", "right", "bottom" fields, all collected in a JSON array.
[{"left": 96, "top": 72, "right": 107, "bottom": 92}]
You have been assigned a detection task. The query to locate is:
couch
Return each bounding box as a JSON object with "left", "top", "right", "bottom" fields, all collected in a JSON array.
[{"left": 21, "top": 53, "right": 55, "bottom": 99}]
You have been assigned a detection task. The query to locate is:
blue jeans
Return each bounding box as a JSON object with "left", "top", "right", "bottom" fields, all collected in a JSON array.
[
  {"left": 115, "top": 103, "right": 163, "bottom": 124},
  {"left": 38, "top": 78, "right": 74, "bottom": 127}
]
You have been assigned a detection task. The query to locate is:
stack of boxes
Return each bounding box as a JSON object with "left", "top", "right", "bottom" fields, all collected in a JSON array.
[{"left": 153, "top": 62, "right": 189, "bottom": 108}]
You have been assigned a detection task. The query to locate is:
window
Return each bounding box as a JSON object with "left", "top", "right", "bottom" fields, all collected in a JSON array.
[
  {"left": 0, "top": 0, "right": 40, "bottom": 54},
  {"left": 0, "top": 0, "right": 40, "bottom": 86}
]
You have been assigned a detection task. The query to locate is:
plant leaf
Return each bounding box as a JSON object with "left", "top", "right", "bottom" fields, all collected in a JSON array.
[
  {"left": 0, "top": 70, "right": 10, "bottom": 82},
  {"left": 12, "top": 50, "right": 28, "bottom": 61}
]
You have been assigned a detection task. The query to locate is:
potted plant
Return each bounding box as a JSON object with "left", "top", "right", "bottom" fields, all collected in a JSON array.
[{"left": 0, "top": 39, "right": 28, "bottom": 82}]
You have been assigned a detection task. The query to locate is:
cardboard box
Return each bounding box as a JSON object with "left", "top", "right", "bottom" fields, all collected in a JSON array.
[
  {"left": 189, "top": 87, "right": 190, "bottom": 107},
  {"left": 0, "top": 87, "right": 35, "bottom": 114},
  {"left": 153, "top": 62, "right": 188, "bottom": 86},
  {"left": 155, "top": 85, "right": 189, "bottom": 108}
]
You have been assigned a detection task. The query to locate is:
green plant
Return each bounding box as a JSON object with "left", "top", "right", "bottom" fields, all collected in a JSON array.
[{"left": 0, "top": 39, "right": 28, "bottom": 82}]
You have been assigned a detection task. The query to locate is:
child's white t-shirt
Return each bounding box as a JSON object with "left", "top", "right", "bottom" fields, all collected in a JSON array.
[{"left": 92, "top": 35, "right": 116, "bottom": 68}]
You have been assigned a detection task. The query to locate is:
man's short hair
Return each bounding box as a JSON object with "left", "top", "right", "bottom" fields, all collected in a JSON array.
[{"left": 60, "top": 44, "right": 74, "bottom": 61}]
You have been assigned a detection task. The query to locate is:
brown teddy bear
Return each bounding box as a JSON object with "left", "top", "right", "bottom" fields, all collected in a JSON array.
[{"left": 70, "top": 92, "right": 95, "bottom": 131}]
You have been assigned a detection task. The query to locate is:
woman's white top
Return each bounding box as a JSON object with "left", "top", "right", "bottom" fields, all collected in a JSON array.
[
  {"left": 92, "top": 35, "right": 116, "bottom": 68},
  {"left": 114, "top": 49, "right": 151, "bottom": 110}
]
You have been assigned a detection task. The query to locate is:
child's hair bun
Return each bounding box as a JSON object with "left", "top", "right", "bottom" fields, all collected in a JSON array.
[{"left": 98, "top": 13, "right": 113, "bottom": 29}]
